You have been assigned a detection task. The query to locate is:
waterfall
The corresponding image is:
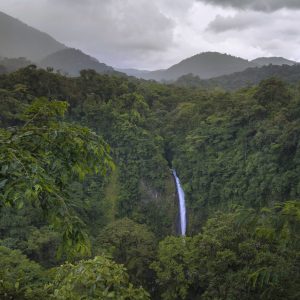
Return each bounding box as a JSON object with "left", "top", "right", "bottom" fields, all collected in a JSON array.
[{"left": 172, "top": 170, "right": 186, "bottom": 236}]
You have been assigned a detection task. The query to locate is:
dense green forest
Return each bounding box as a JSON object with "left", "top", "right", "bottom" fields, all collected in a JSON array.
[{"left": 0, "top": 66, "right": 299, "bottom": 299}]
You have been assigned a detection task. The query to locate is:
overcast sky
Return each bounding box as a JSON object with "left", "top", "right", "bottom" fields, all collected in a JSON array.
[{"left": 1, "top": 0, "right": 300, "bottom": 70}]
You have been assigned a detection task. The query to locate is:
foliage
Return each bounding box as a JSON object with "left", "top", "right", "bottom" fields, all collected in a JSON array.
[
  {"left": 50, "top": 256, "right": 150, "bottom": 300},
  {"left": 1, "top": 66, "right": 300, "bottom": 299},
  {"left": 95, "top": 218, "right": 157, "bottom": 290},
  {"left": 0, "top": 97, "right": 113, "bottom": 257},
  {"left": 0, "top": 246, "right": 48, "bottom": 299},
  {"left": 175, "top": 64, "right": 300, "bottom": 91},
  {"left": 153, "top": 202, "right": 300, "bottom": 300},
  {"left": 166, "top": 78, "right": 300, "bottom": 231},
  {"left": 151, "top": 236, "right": 198, "bottom": 300},
  {"left": 0, "top": 58, "right": 31, "bottom": 73}
]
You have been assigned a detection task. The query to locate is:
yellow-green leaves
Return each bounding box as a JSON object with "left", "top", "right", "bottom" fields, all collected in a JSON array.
[
  {"left": 50, "top": 256, "right": 150, "bottom": 300},
  {"left": 21, "top": 98, "right": 69, "bottom": 126}
]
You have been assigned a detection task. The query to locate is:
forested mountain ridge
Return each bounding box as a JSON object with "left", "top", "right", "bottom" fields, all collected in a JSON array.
[
  {"left": 0, "top": 57, "right": 32, "bottom": 74},
  {"left": 0, "top": 66, "right": 299, "bottom": 299},
  {"left": 175, "top": 63, "right": 300, "bottom": 90},
  {"left": 116, "top": 68, "right": 151, "bottom": 78},
  {"left": 120, "top": 53, "right": 299, "bottom": 82},
  {"left": 252, "top": 56, "right": 297, "bottom": 66}
]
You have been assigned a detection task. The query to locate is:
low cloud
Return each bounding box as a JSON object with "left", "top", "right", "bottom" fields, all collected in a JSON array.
[
  {"left": 199, "top": 0, "right": 300, "bottom": 12},
  {"left": 207, "top": 13, "right": 266, "bottom": 32},
  {"left": 48, "top": 0, "right": 176, "bottom": 65}
]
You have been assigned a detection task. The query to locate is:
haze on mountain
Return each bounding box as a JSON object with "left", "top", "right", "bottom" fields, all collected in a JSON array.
[
  {"left": 115, "top": 68, "right": 151, "bottom": 78},
  {"left": 175, "top": 63, "right": 300, "bottom": 90},
  {"left": 129, "top": 52, "right": 298, "bottom": 82},
  {"left": 0, "top": 11, "right": 115, "bottom": 76},
  {"left": 0, "top": 57, "right": 31, "bottom": 74},
  {"left": 2, "top": 0, "right": 300, "bottom": 72},
  {"left": 139, "top": 52, "right": 255, "bottom": 81},
  {"left": 211, "top": 63, "right": 300, "bottom": 90},
  {"left": 0, "top": 11, "right": 65, "bottom": 61},
  {"left": 251, "top": 57, "right": 297, "bottom": 66},
  {"left": 1, "top": 10, "right": 299, "bottom": 81},
  {"left": 40, "top": 48, "right": 114, "bottom": 76}
]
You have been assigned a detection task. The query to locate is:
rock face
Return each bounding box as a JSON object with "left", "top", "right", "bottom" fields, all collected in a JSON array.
[
  {"left": 0, "top": 11, "right": 66, "bottom": 61},
  {"left": 138, "top": 174, "right": 178, "bottom": 237}
]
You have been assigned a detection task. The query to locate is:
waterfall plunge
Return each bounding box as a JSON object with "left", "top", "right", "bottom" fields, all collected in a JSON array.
[{"left": 172, "top": 170, "right": 187, "bottom": 236}]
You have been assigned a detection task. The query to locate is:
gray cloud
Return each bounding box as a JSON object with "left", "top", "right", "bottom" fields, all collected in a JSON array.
[
  {"left": 207, "top": 13, "right": 266, "bottom": 32},
  {"left": 48, "top": 0, "right": 174, "bottom": 51},
  {"left": 35, "top": 0, "right": 176, "bottom": 68},
  {"left": 199, "top": 0, "right": 300, "bottom": 11},
  {"left": 204, "top": 9, "right": 300, "bottom": 62}
]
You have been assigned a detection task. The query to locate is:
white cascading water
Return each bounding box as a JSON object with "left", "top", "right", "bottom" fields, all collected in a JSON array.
[{"left": 172, "top": 170, "right": 186, "bottom": 236}]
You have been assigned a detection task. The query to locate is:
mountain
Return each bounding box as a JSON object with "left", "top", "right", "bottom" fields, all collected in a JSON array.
[
  {"left": 0, "top": 57, "right": 32, "bottom": 73},
  {"left": 117, "top": 54, "right": 299, "bottom": 81},
  {"left": 206, "top": 64, "right": 300, "bottom": 90},
  {"left": 0, "top": 11, "right": 116, "bottom": 76},
  {"left": 0, "top": 65, "right": 6, "bottom": 75},
  {"left": 175, "top": 64, "right": 300, "bottom": 90},
  {"left": 142, "top": 52, "right": 257, "bottom": 81},
  {"left": 39, "top": 48, "right": 115, "bottom": 76},
  {"left": 0, "top": 11, "right": 66, "bottom": 61},
  {"left": 116, "top": 68, "right": 151, "bottom": 78},
  {"left": 252, "top": 57, "right": 297, "bottom": 66}
]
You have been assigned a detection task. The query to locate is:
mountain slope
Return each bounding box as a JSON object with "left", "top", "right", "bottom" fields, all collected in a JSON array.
[
  {"left": 39, "top": 48, "right": 115, "bottom": 76},
  {"left": 143, "top": 52, "right": 256, "bottom": 81},
  {"left": 174, "top": 64, "right": 300, "bottom": 90},
  {"left": 116, "top": 68, "right": 151, "bottom": 78},
  {"left": 0, "top": 11, "right": 66, "bottom": 61},
  {"left": 252, "top": 57, "right": 297, "bottom": 66},
  {"left": 205, "top": 64, "right": 300, "bottom": 90},
  {"left": 0, "top": 57, "right": 32, "bottom": 73}
]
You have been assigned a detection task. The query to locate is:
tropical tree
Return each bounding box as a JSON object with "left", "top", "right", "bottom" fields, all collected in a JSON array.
[
  {"left": 50, "top": 256, "right": 150, "bottom": 300},
  {"left": 0, "top": 98, "right": 114, "bottom": 256}
]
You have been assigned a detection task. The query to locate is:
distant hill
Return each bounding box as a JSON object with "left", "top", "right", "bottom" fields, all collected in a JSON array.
[
  {"left": 0, "top": 11, "right": 66, "bottom": 61},
  {"left": 0, "top": 57, "right": 32, "bottom": 73},
  {"left": 206, "top": 64, "right": 300, "bottom": 90},
  {"left": 116, "top": 68, "right": 151, "bottom": 78},
  {"left": 252, "top": 57, "right": 297, "bottom": 66},
  {"left": 175, "top": 64, "right": 300, "bottom": 90},
  {"left": 124, "top": 53, "right": 299, "bottom": 81},
  {"left": 0, "top": 11, "right": 117, "bottom": 76},
  {"left": 0, "top": 65, "right": 6, "bottom": 75},
  {"left": 3, "top": 10, "right": 299, "bottom": 82},
  {"left": 39, "top": 48, "right": 115, "bottom": 76},
  {"left": 142, "top": 52, "right": 257, "bottom": 81}
]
